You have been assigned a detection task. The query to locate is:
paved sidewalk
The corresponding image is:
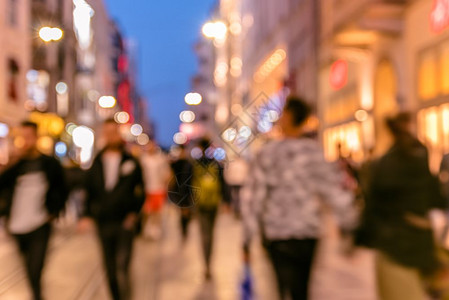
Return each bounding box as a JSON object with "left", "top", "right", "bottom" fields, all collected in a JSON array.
[
  {"left": 0, "top": 208, "right": 377, "bottom": 300},
  {"left": 153, "top": 207, "right": 278, "bottom": 300}
]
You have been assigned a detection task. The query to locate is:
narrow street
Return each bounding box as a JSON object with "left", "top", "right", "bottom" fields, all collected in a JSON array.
[{"left": 0, "top": 207, "right": 377, "bottom": 300}]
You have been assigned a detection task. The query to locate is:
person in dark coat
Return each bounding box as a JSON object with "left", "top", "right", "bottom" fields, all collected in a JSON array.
[
  {"left": 79, "top": 119, "right": 145, "bottom": 300},
  {"left": 357, "top": 112, "right": 446, "bottom": 299},
  {"left": 168, "top": 144, "right": 195, "bottom": 240},
  {"left": 0, "top": 121, "right": 68, "bottom": 300}
]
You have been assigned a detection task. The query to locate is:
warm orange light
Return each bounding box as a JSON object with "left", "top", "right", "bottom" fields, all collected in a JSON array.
[{"left": 254, "top": 48, "right": 287, "bottom": 82}]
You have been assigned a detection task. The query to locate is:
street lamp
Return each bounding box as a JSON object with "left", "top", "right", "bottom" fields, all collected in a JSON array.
[
  {"left": 184, "top": 92, "right": 202, "bottom": 105},
  {"left": 130, "top": 124, "right": 143, "bottom": 136},
  {"left": 180, "top": 110, "right": 195, "bottom": 123},
  {"left": 202, "top": 21, "right": 227, "bottom": 40},
  {"left": 114, "top": 111, "right": 130, "bottom": 124},
  {"left": 98, "top": 96, "right": 116, "bottom": 108},
  {"left": 39, "top": 27, "right": 64, "bottom": 42}
]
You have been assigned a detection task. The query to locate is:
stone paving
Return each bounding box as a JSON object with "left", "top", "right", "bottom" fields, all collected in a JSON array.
[{"left": 0, "top": 207, "right": 377, "bottom": 300}]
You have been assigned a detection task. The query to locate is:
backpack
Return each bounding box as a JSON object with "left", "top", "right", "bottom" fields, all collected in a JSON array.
[{"left": 192, "top": 161, "right": 221, "bottom": 208}]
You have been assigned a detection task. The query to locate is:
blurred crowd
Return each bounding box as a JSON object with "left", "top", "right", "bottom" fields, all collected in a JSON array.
[{"left": 1, "top": 96, "right": 449, "bottom": 300}]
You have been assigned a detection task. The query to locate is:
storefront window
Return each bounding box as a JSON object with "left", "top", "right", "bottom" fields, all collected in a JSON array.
[
  {"left": 442, "top": 104, "right": 449, "bottom": 151},
  {"left": 417, "top": 105, "right": 449, "bottom": 173},
  {"left": 324, "top": 121, "right": 363, "bottom": 162},
  {"left": 417, "top": 40, "right": 449, "bottom": 100},
  {"left": 418, "top": 50, "right": 438, "bottom": 100},
  {"left": 324, "top": 90, "right": 359, "bottom": 124},
  {"left": 441, "top": 41, "right": 449, "bottom": 94},
  {"left": 416, "top": 39, "right": 449, "bottom": 172}
]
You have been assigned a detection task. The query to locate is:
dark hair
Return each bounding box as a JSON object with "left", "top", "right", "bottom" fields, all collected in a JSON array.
[
  {"left": 198, "top": 137, "right": 211, "bottom": 150},
  {"left": 284, "top": 96, "right": 311, "bottom": 126},
  {"left": 20, "top": 121, "right": 38, "bottom": 133},
  {"left": 386, "top": 112, "right": 411, "bottom": 137}
]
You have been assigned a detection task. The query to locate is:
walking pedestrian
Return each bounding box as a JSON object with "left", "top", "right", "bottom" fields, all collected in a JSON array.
[
  {"left": 192, "top": 138, "right": 229, "bottom": 279},
  {"left": 169, "top": 145, "right": 195, "bottom": 241},
  {"left": 224, "top": 156, "right": 249, "bottom": 218},
  {"left": 241, "top": 97, "right": 356, "bottom": 300},
  {"left": 140, "top": 140, "right": 171, "bottom": 240},
  {"left": 357, "top": 112, "right": 446, "bottom": 300},
  {"left": 0, "top": 121, "right": 68, "bottom": 300},
  {"left": 79, "top": 119, "right": 145, "bottom": 300}
]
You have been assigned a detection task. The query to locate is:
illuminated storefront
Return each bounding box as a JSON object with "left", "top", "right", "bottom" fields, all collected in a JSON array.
[
  {"left": 407, "top": 0, "right": 449, "bottom": 172},
  {"left": 321, "top": 60, "right": 367, "bottom": 162},
  {"left": 416, "top": 40, "right": 449, "bottom": 171},
  {"left": 318, "top": 0, "right": 408, "bottom": 163}
]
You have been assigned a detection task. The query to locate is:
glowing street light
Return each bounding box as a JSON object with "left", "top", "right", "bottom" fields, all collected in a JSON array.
[
  {"left": 180, "top": 110, "right": 196, "bottom": 123},
  {"left": 72, "top": 126, "right": 94, "bottom": 148},
  {"left": 98, "top": 96, "right": 116, "bottom": 108},
  {"left": 137, "top": 133, "right": 150, "bottom": 146},
  {"left": 222, "top": 128, "right": 237, "bottom": 142},
  {"left": 184, "top": 92, "right": 202, "bottom": 105},
  {"left": 39, "top": 27, "right": 64, "bottom": 42},
  {"left": 355, "top": 109, "right": 369, "bottom": 122},
  {"left": 173, "top": 132, "right": 188, "bottom": 145},
  {"left": 202, "top": 21, "right": 227, "bottom": 40},
  {"left": 114, "top": 111, "right": 130, "bottom": 124}
]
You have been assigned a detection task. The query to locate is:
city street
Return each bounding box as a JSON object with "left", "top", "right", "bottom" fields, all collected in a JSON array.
[
  {"left": 0, "top": 207, "right": 377, "bottom": 300},
  {"left": 0, "top": 1, "right": 446, "bottom": 300}
]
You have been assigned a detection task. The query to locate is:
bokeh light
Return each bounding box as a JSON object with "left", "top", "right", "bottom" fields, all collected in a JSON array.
[
  {"left": 173, "top": 132, "right": 188, "bottom": 145},
  {"left": 184, "top": 93, "right": 203, "bottom": 105},
  {"left": 180, "top": 110, "right": 196, "bottom": 123},
  {"left": 130, "top": 124, "right": 143, "bottom": 136},
  {"left": 55, "top": 82, "right": 68, "bottom": 94},
  {"left": 72, "top": 126, "right": 94, "bottom": 148},
  {"left": 98, "top": 96, "right": 116, "bottom": 108},
  {"left": 114, "top": 111, "right": 130, "bottom": 124},
  {"left": 137, "top": 134, "right": 150, "bottom": 146}
]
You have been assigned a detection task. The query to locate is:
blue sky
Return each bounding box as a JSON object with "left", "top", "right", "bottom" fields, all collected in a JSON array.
[{"left": 105, "top": 0, "right": 215, "bottom": 147}]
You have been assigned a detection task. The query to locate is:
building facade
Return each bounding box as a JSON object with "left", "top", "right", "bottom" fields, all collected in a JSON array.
[
  {"left": 0, "top": 0, "right": 31, "bottom": 164},
  {"left": 318, "top": 0, "right": 408, "bottom": 162},
  {"left": 405, "top": 0, "right": 449, "bottom": 171},
  {"left": 0, "top": 0, "right": 30, "bottom": 125}
]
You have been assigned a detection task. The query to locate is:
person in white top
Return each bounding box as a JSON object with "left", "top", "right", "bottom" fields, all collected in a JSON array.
[
  {"left": 224, "top": 157, "right": 249, "bottom": 217},
  {"left": 0, "top": 121, "right": 68, "bottom": 300},
  {"left": 140, "top": 140, "right": 171, "bottom": 239}
]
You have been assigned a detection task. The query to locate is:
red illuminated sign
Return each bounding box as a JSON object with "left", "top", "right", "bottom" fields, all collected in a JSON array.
[
  {"left": 330, "top": 59, "right": 348, "bottom": 90},
  {"left": 431, "top": 0, "right": 449, "bottom": 33}
]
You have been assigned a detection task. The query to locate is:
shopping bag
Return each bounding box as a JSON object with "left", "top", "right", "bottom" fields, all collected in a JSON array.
[{"left": 240, "top": 263, "right": 254, "bottom": 300}]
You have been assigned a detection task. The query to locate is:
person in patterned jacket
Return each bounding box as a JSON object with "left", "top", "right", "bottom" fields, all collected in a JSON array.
[{"left": 241, "top": 96, "right": 357, "bottom": 300}]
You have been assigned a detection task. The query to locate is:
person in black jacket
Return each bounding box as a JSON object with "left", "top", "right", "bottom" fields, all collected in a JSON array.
[
  {"left": 357, "top": 112, "right": 446, "bottom": 299},
  {"left": 79, "top": 119, "right": 144, "bottom": 300},
  {"left": 169, "top": 144, "right": 195, "bottom": 240},
  {"left": 0, "top": 121, "right": 68, "bottom": 300}
]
